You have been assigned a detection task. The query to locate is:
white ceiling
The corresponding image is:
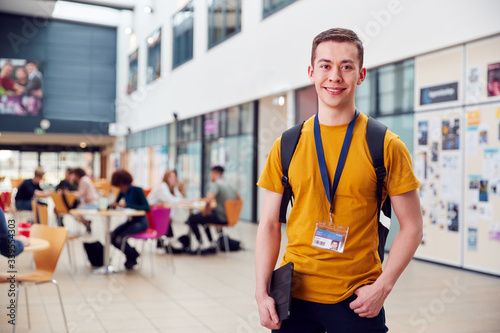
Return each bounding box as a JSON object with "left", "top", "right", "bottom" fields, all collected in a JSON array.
[{"left": 0, "top": 0, "right": 135, "bottom": 26}]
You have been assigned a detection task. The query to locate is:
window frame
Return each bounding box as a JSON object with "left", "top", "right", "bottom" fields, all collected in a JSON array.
[
  {"left": 172, "top": 1, "right": 195, "bottom": 69},
  {"left": 263, "top": 0, "right": 298, "bottom": 18},
  {"left": 208, "top": 0, "right": 242, "bottom": 49}
]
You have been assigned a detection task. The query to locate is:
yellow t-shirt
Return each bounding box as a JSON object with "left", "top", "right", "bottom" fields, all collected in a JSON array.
[{"left": 257, "top": 113, "right": 420, "bottom": 304}]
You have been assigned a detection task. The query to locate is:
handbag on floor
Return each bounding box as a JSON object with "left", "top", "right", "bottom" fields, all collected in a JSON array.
[{"left": 83, "top": 241, "right": 104, "bottom": 267}]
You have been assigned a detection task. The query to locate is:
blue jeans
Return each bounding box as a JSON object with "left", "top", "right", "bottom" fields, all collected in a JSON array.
[
  {"left": 274, "top": 295, "right": 388, "bottom": 333},
  {"left": 111, "top": 216, "right": 148, "bottom": 260},
  {"left": 15, "top": 200, "right": 32, "bottom": 211}
]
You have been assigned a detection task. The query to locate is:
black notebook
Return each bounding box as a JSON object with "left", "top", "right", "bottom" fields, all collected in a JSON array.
[{"left": 269, "top": 262, "right": 294, "bottom": 320}]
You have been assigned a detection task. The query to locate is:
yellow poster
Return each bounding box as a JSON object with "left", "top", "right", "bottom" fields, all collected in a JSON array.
[{"left": 467, "top": 110, "right": 480, "bottom": 126}]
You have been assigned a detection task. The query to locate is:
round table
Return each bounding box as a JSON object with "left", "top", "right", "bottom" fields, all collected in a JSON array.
[
  {"left": 23, "top": 237, "right": 50, "bottom": 252},
  {"left": 69, "top": 208, "right": 146, "bottom": 274}
]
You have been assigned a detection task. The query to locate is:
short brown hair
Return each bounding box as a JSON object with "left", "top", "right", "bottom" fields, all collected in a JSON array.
[
  {"left": 111, "top": 169, "right": 133, "bottom": 187},
  {"left": 71, "top": 167, "right": 86, "bottom": 179},
  {"left": 311, "top": 28, "right": 364, "bottom": 69},
  {"left": 34, "top": 166, "right": 45, "bottom": 178}
]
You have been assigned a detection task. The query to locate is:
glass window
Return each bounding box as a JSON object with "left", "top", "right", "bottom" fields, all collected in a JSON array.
[
  {"left": 204, "top": 112, "right": 220, "bottom": 141},
  {"left": 40, "top": 152, "right": 59, "bottom": 186},
  {"left": 144, "top": 125, "right": 168, "bottom": 147},
  {"left": 177, "top": 116, "right": 201, "bottom": 142},
  {"left": 263, "top": 0, "right": 297, "bottom": 18},
  {"left": 126, "top": 132, "right": 143, "bottom": 149},
  {"left": 240, "top": 102, "right": 255, "bottom": 135},
  {"left": 208, "top": 0, "right": 241, "bottom": 48},
  {"left": 227, "top": 106, "right": 240, "bottom": 136},
  {"left": 176, "top": 141, "right": 202, "bottom": 199},
  {"left": 127, "top": 49, "right": 138, "bottom": 94},
  {"left": 173, "top": 1, "right": 194, "bottom": 68},
  {"left": 19, "top": 152, "right": 39, "bottom": 180},
  {"left": 355, "top": 69, "right": 376, "bottom": 116},
  {"left": 146, "top": 28, "right": 162, "bottom": 84},
  {"left": 0, "top": 150, "right": 20, "bottom": 181},
  {"left": 378, "top": 59, "right": 414, "bottom": 115},
  {"left": 203, "top": 135, "right": 254, "bottom": 220}
]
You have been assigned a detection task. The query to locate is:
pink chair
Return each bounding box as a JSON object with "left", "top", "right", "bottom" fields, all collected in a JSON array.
[{"left": 121, "top": 206, "right": 174, "bottom": 275}]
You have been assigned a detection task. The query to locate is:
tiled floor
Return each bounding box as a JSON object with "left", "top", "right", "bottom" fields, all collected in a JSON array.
[{"left": 1, "top": 216, "right": 500, "bottom": 333}]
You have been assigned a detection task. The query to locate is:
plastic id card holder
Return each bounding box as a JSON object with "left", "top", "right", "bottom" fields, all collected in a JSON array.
[{"left": 312, "top": 222, "right": 349, "bottom": 253}]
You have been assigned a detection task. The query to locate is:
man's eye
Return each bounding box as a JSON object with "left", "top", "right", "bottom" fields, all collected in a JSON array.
[{"left": 342, "top": 65, "right": 352, "bottom": 70}]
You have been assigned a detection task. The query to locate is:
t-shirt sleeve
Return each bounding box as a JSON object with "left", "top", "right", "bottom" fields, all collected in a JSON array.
[
  {"left": 257, "top": 137, "right": 285, "bottom": 194},
  {"left": 385, "top": 135, "right": 420, "bottom": 196},
  {"left": 207, "top": 181, "right": 219, "bottom": 195}
]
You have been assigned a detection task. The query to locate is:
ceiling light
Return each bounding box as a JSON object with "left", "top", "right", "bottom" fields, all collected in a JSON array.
[
  {"left": 144, "top": 6, "right": 153, "bottom": 14},
  {"left": 124, "top": 27, "right": 133, "bottom": 35},
  {"left": 40, "top": 119, "right": 51, "bottom": 130},
  {"left": 80, "top": 142, "right": 87, "bottom": 149},
  {"left": 147, "top": 37, "right": 154, "bottom": 44}
]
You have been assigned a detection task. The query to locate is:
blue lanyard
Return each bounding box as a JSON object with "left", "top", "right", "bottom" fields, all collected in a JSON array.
[{"left": 314, "top": 110, "right": 359, "bottom": 218}]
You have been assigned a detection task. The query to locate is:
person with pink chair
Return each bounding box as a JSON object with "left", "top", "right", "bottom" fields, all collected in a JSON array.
[{"left": 109, "top": 170, "right": 149, "bottom": 270}]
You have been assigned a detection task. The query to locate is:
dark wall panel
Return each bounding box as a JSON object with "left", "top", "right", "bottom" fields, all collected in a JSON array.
[{"left": 0, "top": 13, "right": 116, "bottom": 134}]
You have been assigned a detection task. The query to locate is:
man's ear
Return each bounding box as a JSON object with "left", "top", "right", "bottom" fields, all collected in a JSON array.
[
  {"left": 357, "top": 67, "right": 367, "bottom": 85},
  {"left": 308, "top": 65, "right": 315, "bottom": 83}
]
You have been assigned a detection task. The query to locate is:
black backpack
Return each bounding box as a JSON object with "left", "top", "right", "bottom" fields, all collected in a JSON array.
[{"left": 279, "top": 117, "right": 391, "bottom": 263}]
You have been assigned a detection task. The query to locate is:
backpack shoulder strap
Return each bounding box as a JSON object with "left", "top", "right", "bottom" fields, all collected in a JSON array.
[
  {"left": 279, "top": 121, "right": 304, "bottom": 223},
  {"left": 366, "top": 117, "right": 388, "bottom": 222}
]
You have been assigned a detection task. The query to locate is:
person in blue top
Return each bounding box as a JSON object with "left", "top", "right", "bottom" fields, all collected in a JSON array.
[
  {"left": 109, "top": 169, "right": 150, "bottom": 270},
  {"left": 0, "top": 208, "right": 29, "bottom": 257},
  {"left": 15, "top": 166, "right": 54, "bottom": 211}
]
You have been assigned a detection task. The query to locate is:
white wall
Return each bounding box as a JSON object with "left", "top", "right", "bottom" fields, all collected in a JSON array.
[{"left": 116, "top": 0, "right": 500, "bottom": 132}]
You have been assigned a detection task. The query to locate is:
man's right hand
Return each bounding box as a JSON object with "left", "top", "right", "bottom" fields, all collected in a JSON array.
[{"left": 256, "top": 293, "right": 281, "bottom": 330}]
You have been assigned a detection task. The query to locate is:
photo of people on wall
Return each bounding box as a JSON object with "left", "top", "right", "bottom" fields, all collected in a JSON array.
[
  {"left": 0, "top": 58, "right": 43, "bottom": 116},
  {"left": 487, "top": 62, "right": 500, "bottom": 97}
]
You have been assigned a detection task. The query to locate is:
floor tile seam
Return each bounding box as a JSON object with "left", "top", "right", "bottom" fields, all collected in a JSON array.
[
  {"left": 117, "top": 274, "right": 183, "bottom": 333},
  {"left": 64, "top": 269, "right": 108, "bottom": 332}
]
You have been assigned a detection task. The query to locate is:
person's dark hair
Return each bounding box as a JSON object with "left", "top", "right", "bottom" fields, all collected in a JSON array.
[
  {"left": 211, "top": 165, "right": 224, "bottom": 174},
  {"left": 71, "top": 167, "right": 86, "bottom": 178},
  {"left": 311, "top": 28, "right": 364, "bottom": 69},
  {"left": 111, "top": 169, "right": 133, "bottom": 187},
  {"left": 66, "top": 168, "right": 73, "bottom": 173},
  {"left": 26, "top": 61, "right": 37, "bottom": 67}
]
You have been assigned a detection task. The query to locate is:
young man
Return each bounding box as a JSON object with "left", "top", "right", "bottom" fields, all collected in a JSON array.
[
  {"left": 15, "top": 166, "right": 53, "bottom": 211},
  {"left": 255, "top": 28, "right": 423, "bottom": 332},
  {"left": 187, "top": 165, "right": 238, "bottom": 252}
]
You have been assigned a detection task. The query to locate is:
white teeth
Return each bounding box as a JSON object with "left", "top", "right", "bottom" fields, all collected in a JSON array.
[{"left": 326, "top": 88, "right": 341, "bottom": 92}]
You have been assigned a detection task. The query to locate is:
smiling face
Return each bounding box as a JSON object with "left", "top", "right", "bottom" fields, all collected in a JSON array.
[
  {"left": 308, "top": 41, "right": 366, "bottom": 115},
  {"left": 25, "top": 62, "right": 36, "bottom": 75}
]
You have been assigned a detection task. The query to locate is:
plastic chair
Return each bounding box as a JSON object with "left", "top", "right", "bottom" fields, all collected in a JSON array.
[
  {"left": 121, "top": 206, "right": 174, "bottom": 276},
  {"left": 31, "top": 200, "right": 49, "bottom": 225},
  {"left": 208, "top": 197, "right": 243, "bottom": 254},
  {"left": 50, "top": 192, "right": 82, "bottom": 272},
  {"left": 0, "top": 224, "right": 69, "bottom": 333}
]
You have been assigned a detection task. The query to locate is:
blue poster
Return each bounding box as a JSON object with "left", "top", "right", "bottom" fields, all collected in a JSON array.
[{"left": 468, "top": 228, "right": 477, "bottom": 251}]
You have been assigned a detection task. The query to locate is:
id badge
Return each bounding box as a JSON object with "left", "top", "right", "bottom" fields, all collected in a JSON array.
[{"left": 312, "top": 222, "right": 349, "bottom": 253}]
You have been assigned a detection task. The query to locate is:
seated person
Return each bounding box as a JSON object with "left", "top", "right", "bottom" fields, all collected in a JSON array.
[
  {"left": 187, "top": 165, "right": 238, "bottom": 252},
  {"left": 0, "top": 208, "right": 29, "bottom": 257},
  {"left": 55, "top": 168, "right": 79, "bottom": 192},
  {"left": 15, "top": 166, "right": 53, "bottom": 211},
  {"left": 55, "top": 168, "right": 79, "bottom": 227},
  {"left": 71, "top": 168, "right": 99, "bottom": 233},
  {"left": 148, "top": 169, "right": 193, "bottom": 248},
  {"left": 109, "top": 170, "right": 149, "bottom": 270}
]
